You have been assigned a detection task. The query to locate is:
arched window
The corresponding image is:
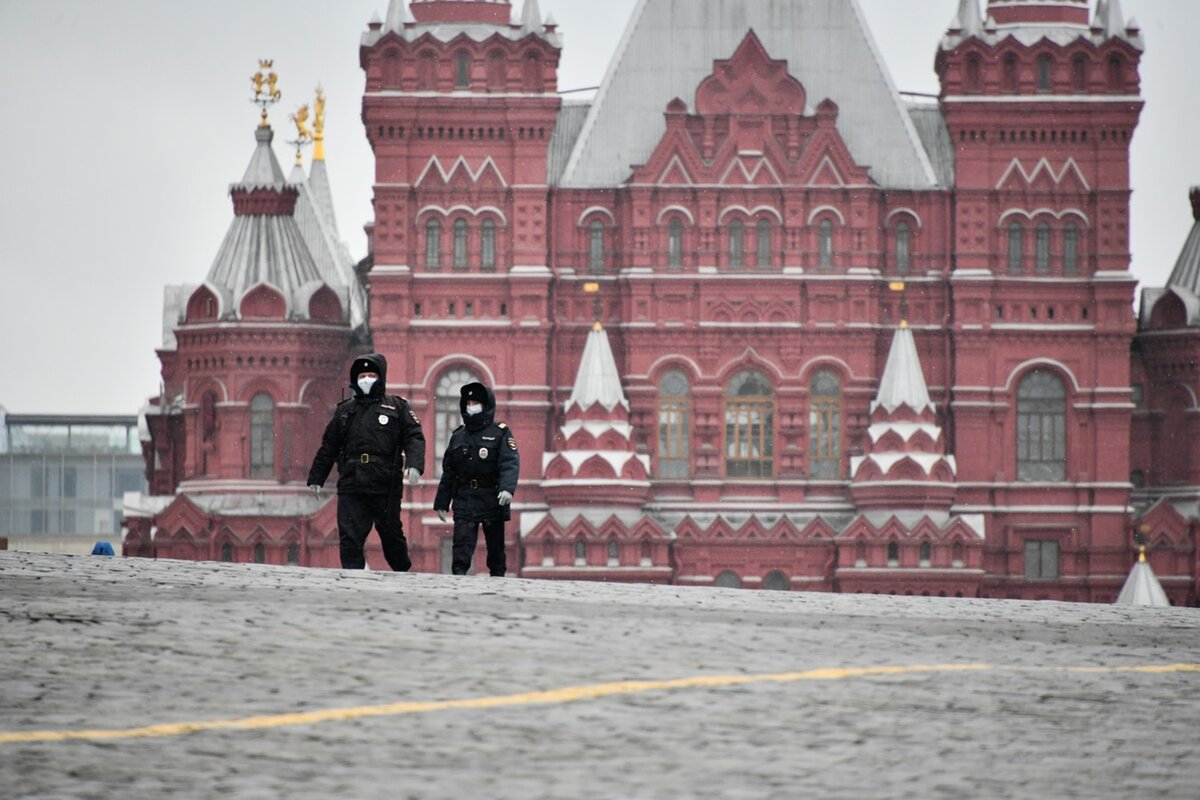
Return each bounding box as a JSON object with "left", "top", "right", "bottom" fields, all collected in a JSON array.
[
  {"left": 453, "top": 219, "right": 468, "bottom": 269},
  {"left": 1036, "top": 55, "right": 1052, "bottom": 92},
  {"left": 253, "top": 542, "right": 265, "bottom": 564},
  {"left": 588, "top": 220, "right": 605, "bottom": 273},
  {"left": 809, "top": 370, "right": 843, "bottom": 479},
  {"left": 657, "top": 370, "right": 691, "bottom": 479},
  {"left": 919, "top": 541, "right": 932, "bottom": 563},
  {"left": 1017, "top": 370, "right": 1067, "bottom": 482},
  {"left": 383, "top": 49, "right": 401, "bottom": 89},
  {"left": 487, "top": 50, "right": 506, "bottom": 90},
  {"left": 286, "top": 542, "right": 300, "bottom": 566},
  {"left": 481, "top": 219, "right": 496, "bottom": 271},
  {"left": 895, "top": 221, "right": 911, "bottom": 274},
  {"left": 201, "top": 391, "right": 218, "bottom": 442},
  {"left": 725, "top": 370, "right": 774, "bottom": 479},
  {"left": 819, "top": 219, "right": 834, "bottom": 268},
  {"left": 1072, "top": 56, "right": 1089, "bottom": 92},
  {"left": 728, "top": 220, "right": 744, "bottom": 269},
  {"left": 221, "top": 541, "right": 233, "bottom": 562},
  {"left": 1008, "top": 223, "right": 1024, "bottom": 273},
  {"left": 435, "top": 368, "right": 482, "bottom": 477},
  {"left": 455, "top": 51, "right": 470, "bottom": 88},
  {"left": 574, "top": 538, "right": 587, "bottom": 565},
  {"left": 418, "top": 51, "right": 437, "bottom": 91},
  {"left": 756, "top": 219, "right": 771, "bottom": 268},
  {"left": 1003, "top": 53, "right": 1019, "bottom": 92},
  {"left": 523, "top": 51, "right": 544, "bottom": 92},
  {"left": 887, "top": 541, "right": 900, "bottom": 563},
  {"left": 965, "top": 53, "right": 982, "bottom": 93},
  {"left": 607, "top": 538, "right": 619, "bottom": 566},
  {"left": 249, "top": 393, "right": 274, "bottom": 479},
  {"left": 1063, "top": 223, "right": 1079, "bottom": 274},
  {"left": 1035, "top": 222, "right": 1051, "bottom": 274},
  {"left": 713, "top": 571, "right": 741, "bottom": 588},
  {"left": 1107, "top": 55, "right": 1124, "bottom": 90},
  {"left": 762, "top": 571, "right": 790, "bottom": 591},
  {"left": 668, "top": 218, "right": 684, "bottom": 269},
  {"left": 425, "top": 218, "right": 442, "bottom": 269}
]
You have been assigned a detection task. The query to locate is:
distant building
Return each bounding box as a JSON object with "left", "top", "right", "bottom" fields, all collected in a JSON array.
[
  {"left": 127, "top": 0, "right": 1199, "bottom": 605},
  {"left": 0, "top": 410, "right": 145, "bottom": 552}
]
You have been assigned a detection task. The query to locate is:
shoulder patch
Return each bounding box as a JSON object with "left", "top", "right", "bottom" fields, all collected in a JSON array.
[
  {"left": 409, "top": 409, "right": 421, "bottom": 425},
  {"left": 497, "top": 422, "right": 508, "bottom": 429},
  {"left": 507, "top": 435, "right": 518, "bottom": 451}
]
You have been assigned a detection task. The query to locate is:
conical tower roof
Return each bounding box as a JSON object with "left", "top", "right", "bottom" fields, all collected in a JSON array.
[
  {"left": 953, "top": 0, "right": 983, "bottom": 35},
  {"left": 204, "top": 126, "right": 334, "bottom": 322},
  {"left": 851, "top": 324, "right": 956, "bottom": 510},
  {"left": 1166, "top": 189, "right": 1200, "bottom": 297},
  {"left": 566, "top": 323, "right": 628, "bottom": 413},
  {"left": 873, "top": 324, "right": 934, "bottom": 415},
  {"left": 542, "top": 323, "right": 650, "bottom": 510},
  {"left": 1114, "top": 551, "right": 1171, "bottom": 607}
]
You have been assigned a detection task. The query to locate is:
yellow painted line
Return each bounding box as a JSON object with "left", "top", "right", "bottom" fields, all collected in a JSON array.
[{"left": 1, "top": 662, "right": 1197, "bottom": 746}]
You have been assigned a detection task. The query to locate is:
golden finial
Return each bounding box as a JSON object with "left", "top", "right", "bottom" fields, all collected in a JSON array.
[
  {"left": 899, "top": 320, "right": 909, "bottom": 330},
  {"left": 593, "top": 321, "right": 604, "bottom": 332},
  {"left": 312, "top": 85, "right": 327, "bottom": 161},
  {"left": 289, "top": 103, "right": 313, "bottom": 165},
  {"left": 251, "top": 58, "right": 282, "bottom": 127},
  {"left": 1138, "top": 545, "right": 1147, "bottom": 563}
]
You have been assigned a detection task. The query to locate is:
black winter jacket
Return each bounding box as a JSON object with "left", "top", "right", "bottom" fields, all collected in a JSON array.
[
  {"left": 434, "top": 383, "right": 519, "bottom": 523},
  {"left": 307, "top": 353, "right": 425, "bottom": 496}
]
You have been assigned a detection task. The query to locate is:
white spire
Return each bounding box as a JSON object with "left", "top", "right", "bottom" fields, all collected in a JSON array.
[
  {"left": 1114, "top": 555, "right": 1171, "bottom": 607},
  {"left": 520, "top": 0, "right": 543, "bottom": 30},
  {"left": 955, "top": 0, "right": 983, "bottom": 34},
  {"left": 1094, "top": 0, "right": 1108, "bottom": 28},
  {"left": 385, "top": 0, "right": 410, "bottom": 31},
  {"left": 874, "top": 325, "right": 934, "bottom": 414},
  {"left": 1104, "top": 0, "right": 1126, "bottom": 37},
  {"left": 567, "top": 324, "right": 628, "bottom": 412}
]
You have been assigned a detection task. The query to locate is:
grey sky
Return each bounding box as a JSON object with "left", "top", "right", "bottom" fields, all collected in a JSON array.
[{"left": 1, "top": 0, "right": 1195, "bottom": 415}]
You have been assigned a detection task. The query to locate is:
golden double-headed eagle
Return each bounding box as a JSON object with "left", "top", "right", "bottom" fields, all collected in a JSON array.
[{"left": 251, "top": 59, "right": 281, "bottom": 103}]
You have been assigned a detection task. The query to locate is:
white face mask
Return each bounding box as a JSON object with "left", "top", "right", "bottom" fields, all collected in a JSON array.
[
  {"left": 357, "top": 376, "right": 378, "bottom": 395},
  {"left": 466, "top": 402, "right": 484, "bottom": 416}
]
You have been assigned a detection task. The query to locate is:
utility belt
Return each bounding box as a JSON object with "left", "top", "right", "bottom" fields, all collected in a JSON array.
[
  {"left": 461, "top": 479, "right": 497, "bottom": 490},
  {"left": 345, "top": 452, "right": 390, "bottom": 465}
]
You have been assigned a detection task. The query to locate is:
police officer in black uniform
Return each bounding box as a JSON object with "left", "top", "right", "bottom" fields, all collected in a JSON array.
[
  {"left": 308, "top": 354, "right": 425, "bottom": 571},
  {"left": 434, "top": 382, "right": 519, "bottom": 576}
]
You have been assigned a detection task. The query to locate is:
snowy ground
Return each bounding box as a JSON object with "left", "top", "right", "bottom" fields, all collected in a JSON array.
[{"left": 1, "top": 551, "right": 1198, "bottom": 799}]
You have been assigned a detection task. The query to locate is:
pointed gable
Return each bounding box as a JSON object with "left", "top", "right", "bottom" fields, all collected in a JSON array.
[{"left": 561, "top": 0, "right": 937, "bottom": 189}]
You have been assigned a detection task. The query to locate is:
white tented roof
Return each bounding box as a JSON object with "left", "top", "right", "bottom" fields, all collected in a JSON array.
[
  {"left": 559, "top": 0, "right": 937, "bottom": 189},
  {"left": 566, "top": 325, "right": 628, "bottom": 412},
  {"left": 1114, "top": 559, "right": 1171, "bottom": 607},
  {"left": 874, "top": 326, "right": 935, "bottom": 415}
]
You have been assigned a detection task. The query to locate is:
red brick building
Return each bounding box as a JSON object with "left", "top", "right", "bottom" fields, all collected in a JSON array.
[{"left": 126, "top": 0, "right": 1200, "bottom": 605}]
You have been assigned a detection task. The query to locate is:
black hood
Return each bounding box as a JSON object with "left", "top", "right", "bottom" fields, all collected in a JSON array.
[
  {"left": 460, "top": 382, "right": 495, "bottom": 431},
  {"left": 349, "top": 353, "right": 388, "bottom": 400}
]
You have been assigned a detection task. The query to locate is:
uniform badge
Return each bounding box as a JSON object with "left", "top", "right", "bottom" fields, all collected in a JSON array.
[
  {"left": 379, "top": 414, "right": 389, "bottom": 425},
  {"left": 508, "top": 437, "right": 518, "bottom": 451},
  {"left": 409, "top": 410, "right": 420, "bottom": 424},
  {"left": 479, "top": 447, "right": 489, "bottom": 459}
]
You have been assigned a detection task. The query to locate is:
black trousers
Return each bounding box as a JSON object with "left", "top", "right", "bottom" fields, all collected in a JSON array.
[
  {"left": 336, "top": 493, "right": 411, "bottom": 572},
  {"left": 452, "top": 518, "right": 507, "bottom": 576}
]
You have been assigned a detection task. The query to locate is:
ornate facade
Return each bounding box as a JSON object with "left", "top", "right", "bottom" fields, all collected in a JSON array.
[{"left": 127, "top": 0, "right": 1200, "bottom": 605}]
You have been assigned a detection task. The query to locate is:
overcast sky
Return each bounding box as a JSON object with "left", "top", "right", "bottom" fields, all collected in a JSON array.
[{"left": 1, "top": 0, "right": 1195, "bottom": 415}]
